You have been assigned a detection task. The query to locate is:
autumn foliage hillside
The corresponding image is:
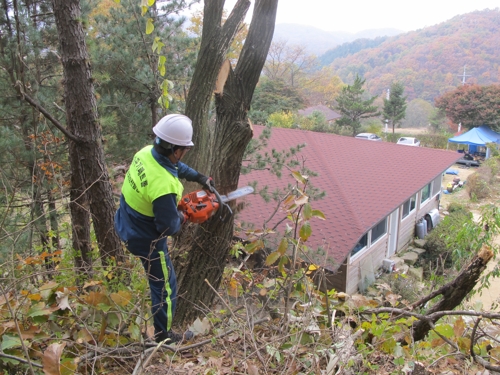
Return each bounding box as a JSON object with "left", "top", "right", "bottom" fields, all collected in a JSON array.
[{"left": 326, "top": 9, "right": 500, "bottom": 101}]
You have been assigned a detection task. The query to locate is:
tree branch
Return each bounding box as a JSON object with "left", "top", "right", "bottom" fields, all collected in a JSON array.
[{"left": 14, "top": 82, "right": 79, "bottom": 142}]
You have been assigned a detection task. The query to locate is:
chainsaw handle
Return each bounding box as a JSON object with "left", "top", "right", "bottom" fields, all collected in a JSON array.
[{"left": 211, "top": 187, "right": 233, "bottom": 219}]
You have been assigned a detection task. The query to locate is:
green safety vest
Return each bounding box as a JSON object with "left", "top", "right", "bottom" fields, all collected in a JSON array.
[{"left": 121, "top": 145, "right": 184, "bottom": 217}]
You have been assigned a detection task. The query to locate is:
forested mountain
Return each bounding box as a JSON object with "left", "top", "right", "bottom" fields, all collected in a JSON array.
[
  {"left": 273, "top": 23, "right": 402, "bottom": 55},
  {"left": 326, "top": 9, "right": 500, "bottom": 101},
  {"left": 318, "top": 36, "right": 390, "bottom": 66}
]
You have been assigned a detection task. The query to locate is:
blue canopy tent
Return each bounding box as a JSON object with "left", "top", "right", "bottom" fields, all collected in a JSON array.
[{"left": 448, "top": 125, "right": 500, "bottom": 159}]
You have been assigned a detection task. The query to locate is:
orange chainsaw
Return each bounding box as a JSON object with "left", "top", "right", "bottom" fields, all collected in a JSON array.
[{"left": 178, "top": 186, "right": 254, "bottom": 224}]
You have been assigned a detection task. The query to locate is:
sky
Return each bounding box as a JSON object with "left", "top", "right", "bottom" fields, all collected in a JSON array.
[{"left": 216, "top": 0, "right": 500, "bottom": 34}]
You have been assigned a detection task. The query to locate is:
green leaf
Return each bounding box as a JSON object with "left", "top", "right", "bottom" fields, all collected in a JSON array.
[
  {"left": 128, "top": 323, "right": 141, "bottom": 341},
  {"left": 435, "top": 324, "right": 454, "bottom": 339},
  {"left": 303, "top": 203, "right": 312, "bottom": 220},
  {"left": 1, "top": 334, "right": 22, "bottom": 350},
  {"left": 291, "top": 171, "right": 307, "bottom": 184},
  {"left": 277, "top": 237, "right": 288, "bottom": 255},
  {"left": 311, "top": 209, "right": 326, "bottom": 220},
  {"left": 27, "top": 302, "right": 53, "bottom": 318},
  {"left": 278, "top": 255, "right": 289, "bottom": 273},
  {"left": 146, "top": 18, "right": 154, "bottom": 34},
  {"left": 265, "top": 251, "right": 281, "bottom": 266},
  {"left": 245, "top": 239, "right": 264, "bottom": 254},
  {"left": 299, "top": 221, "right": 312, "bottom": 241}
]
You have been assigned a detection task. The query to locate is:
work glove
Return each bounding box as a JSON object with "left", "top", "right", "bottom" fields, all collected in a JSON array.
[
  {"left": 196, "top": 173, "right": 215, "bottom": 192},
  {"left": 178, "top": 210, "right": 189, "bottom": 225}
]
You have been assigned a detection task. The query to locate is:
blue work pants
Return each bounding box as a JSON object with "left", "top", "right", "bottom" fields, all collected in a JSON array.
[{"left": 125, "top": 237, "right": 177, "bottom": 337}]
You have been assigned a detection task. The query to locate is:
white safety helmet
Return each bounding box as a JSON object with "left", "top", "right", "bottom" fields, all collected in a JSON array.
[{"left": 152, "top": 114, "right": 194, "bottom": 147}]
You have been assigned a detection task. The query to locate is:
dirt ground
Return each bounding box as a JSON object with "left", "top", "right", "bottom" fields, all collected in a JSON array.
[{"left": 439, "top": 164, "right": 500, "bottom": 311}]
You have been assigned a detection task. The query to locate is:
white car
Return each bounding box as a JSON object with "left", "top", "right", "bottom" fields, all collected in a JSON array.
[
  {"left": 397, "top": 137, "right": 420, "bottom": 146},
  {"left": 355, "top": 133, "right": 382, "bottom": 141}
]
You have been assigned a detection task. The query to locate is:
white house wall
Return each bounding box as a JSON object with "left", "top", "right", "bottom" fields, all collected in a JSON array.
[
  {"left": 345, "top": 175, "right": 443, "bottom": 295},
  {"left": 346, "top": 236, "right": 388, "bottom": 294}
]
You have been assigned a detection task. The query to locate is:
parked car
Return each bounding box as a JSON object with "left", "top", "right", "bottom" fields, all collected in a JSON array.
[
  {"left": 397, "top": 137, "right": 420, "bottom": 146},
  {"left": 355, "top": 133, "right": 382, "bottom": 141}
]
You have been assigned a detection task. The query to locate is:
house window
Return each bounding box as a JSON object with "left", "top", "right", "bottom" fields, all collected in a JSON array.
[
  {"left": 432, "top": 175, "right": 442, "bottom": 196},
  {"left": 371, "top": 218, "right": 387, "bottom": 244},
  {"left": 420, "top": 183, "right": 431, "bottom": 203},
  {"left": 351, "top": 233, "right": 368, "bottom": 257},
  {"left": 402, "top": 194, "right": 416, "bottom": 219}
]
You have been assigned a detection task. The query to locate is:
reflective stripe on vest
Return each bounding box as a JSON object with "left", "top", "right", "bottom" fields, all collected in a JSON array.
[{"left": 121, "top": 145, "right": 184, "bottom": 217}]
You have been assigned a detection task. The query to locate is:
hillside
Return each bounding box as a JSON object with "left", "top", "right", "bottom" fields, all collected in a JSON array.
[
  {"left": 273, "top": 23, "right": 403, "bottom": 56},
  {"left": 326, "top": 9, "right": 500, "bottom": 101}
]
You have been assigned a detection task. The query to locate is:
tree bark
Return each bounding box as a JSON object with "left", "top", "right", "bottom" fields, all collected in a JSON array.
[
  {"left": 410, "top": 244, "right": 493, "bottom": 342},
  {"left": 51, "top": 0, "right": 124, "bottom": 270},
  {"left": 174, "top": 0, "right": 278, "bottom": 324}
]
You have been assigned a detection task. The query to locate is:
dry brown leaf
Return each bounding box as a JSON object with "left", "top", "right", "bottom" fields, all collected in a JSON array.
[
  {"left": 42, "top": 342, "right": 66, "bottom": 375},
  {"left": 83, "top": 280, "right": 102, "bottom": 289},
  {"left": 110, "top": 290, "right": 132, "bottom": 307},
  {"left": 246, "top": 362, "right": 259, "bottom": 375}
]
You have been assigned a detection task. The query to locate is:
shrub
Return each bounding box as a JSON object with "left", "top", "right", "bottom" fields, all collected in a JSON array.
[
  {"left": 466, "top": 166, "right": 492, "bottom": 200},
  {"left": 421, "top": 207, "right": 473, "bottom": 272},
  {"left": 267, "top": 111, "right": 296, "bottom": 128}
]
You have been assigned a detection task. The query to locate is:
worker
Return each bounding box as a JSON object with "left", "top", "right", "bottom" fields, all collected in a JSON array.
[{"left": 114, "top": 114, "right": 214, "bottom": 344}]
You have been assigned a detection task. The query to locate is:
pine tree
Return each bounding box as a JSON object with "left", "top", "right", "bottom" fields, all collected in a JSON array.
[
  {"left": 383, "top": 82, "right": 407, "bottom": 134},
  {"left": 335, "top": 75, "right": 379, "bottom": 136}
]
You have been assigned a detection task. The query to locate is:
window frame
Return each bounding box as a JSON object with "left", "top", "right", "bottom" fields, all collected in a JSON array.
[
  {"left": 402, "top": 194, "right": 417, "bottom": 219},
  {"left": 350, "top": 217, "right": 389, "bottom": 262},
  {"left": 420, "top": 182, "right": 431, "bottom": 203}
]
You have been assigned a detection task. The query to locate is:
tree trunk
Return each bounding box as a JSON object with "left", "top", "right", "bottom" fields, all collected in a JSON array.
[
  {"left": 51, "top": 0, "right": 124, "bottom": 270},
  {"left": 410, "top": 244, "right": 494, "bottom": 342},
  {"left": 174, "top": 0, "right": 278, "bottom": 325}
]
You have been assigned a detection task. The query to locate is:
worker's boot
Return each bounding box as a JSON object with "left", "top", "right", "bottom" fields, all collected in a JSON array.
[{"left": 155, "top": 329, "right": 194, "bottom": 344}]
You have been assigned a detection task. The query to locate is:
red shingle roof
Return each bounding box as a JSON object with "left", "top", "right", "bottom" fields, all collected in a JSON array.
[
  {"left": 237, "top": 125, "right": 462, "bottom": 267},
  {"left": 297, "top": 105, "right": 341, "bottom": 121}
]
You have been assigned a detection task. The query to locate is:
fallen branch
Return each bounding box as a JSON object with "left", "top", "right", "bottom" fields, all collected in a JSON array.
[{"left": 411, "top": 244, "right": 493, "bottom": 342}]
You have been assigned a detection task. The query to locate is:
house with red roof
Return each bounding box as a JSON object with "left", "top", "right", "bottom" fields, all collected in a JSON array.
[
  {"left": 297, "top": 104, "right": 341, "bottom": 123},
  {"left": 237, "top": 125, "right": 462, "bottom": 294}
]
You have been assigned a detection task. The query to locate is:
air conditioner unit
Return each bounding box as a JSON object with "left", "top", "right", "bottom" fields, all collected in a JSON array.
[{"left": 382, "top": 259, "right": 395, "bottom": 273}]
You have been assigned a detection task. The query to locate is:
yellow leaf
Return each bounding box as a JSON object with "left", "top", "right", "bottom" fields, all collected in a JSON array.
[
  {"left": 28, "top": 293, "right": 42, "bottom": 301},
  {"left": 228, "top": 278, "right": 239, "bottom": 298},
  {"left": 111, "top": 291, "right": 132, "bottom": 307},
  {"left": 308, "top": 264, "right": 318, "bottom": 271},
  {"left": 42, "top": 342, "right": 66, "bottom": 375},
  {"left": 146, "top": 18, "right": 154, "bottom": 34},
  {"left": 148, "top": 0, "right": 155, "bottom": 5},
  {"left": 113, "top": 0, "right": 120, "bottom": 3},
  {"left": 141, "top": 6, "right": 147, "bottom": 16}
]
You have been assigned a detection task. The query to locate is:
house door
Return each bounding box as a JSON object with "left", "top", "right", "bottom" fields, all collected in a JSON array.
[{"left": 387, "top": 208, "right": 399, "bottom": 257}]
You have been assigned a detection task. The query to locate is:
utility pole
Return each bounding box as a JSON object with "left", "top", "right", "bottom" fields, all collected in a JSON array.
[
  {"left": 458, "top": 65, "right": 471, "bottom": 85},
  {"left": 384, "top": 88, "right": 389, "bottom": 133}
]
